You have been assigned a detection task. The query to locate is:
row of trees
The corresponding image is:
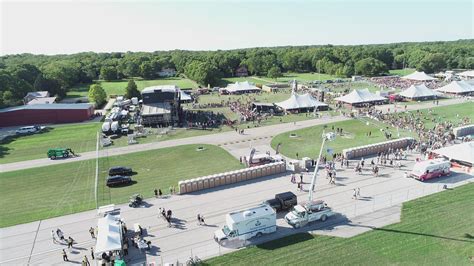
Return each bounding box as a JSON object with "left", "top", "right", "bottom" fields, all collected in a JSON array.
[
  {"left": 88, "top": 80, "right": 141, "bottom": 106},
  {"left": 1, "top": 40, "right": 473, "bottom": 107}
]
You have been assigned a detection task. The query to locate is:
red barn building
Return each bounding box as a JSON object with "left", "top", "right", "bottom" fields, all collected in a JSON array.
[{"left": 0, "top": 103, "right": 94, "bottom": 127}]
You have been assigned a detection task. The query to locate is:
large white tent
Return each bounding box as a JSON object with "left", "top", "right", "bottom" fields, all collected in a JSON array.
[
  {"left": 399, "top": 84, "right": 441, "bottom": 99},
  {"left": 334, "top": 89, "right": 387, "bottom": 105},
  {"left": 275, "top": 93, "right": 328, "bottom": 111},
  {"left": 221, "top": 81, "right": 260, "bottom": 94},
  {"left": 436, "top": 80, "right": 474, "bottom": 94},
  {"left": 457, "top": 70, "right": 474, "bottom": 79},
  {"left": 401, "top": 71, "right": 437, "bottom": 81},
  {"left": 432, "top": 142, "right": 474, "bottom": 166},
  {"left": 95, "top": 215, "right": 122, "bottom": 256}
]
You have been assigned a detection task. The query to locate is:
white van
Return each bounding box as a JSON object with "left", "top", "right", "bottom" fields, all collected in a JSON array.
[
  {"left": 16, "top": 126, "right": 39, "bottom": 135},
  {"left": 214, "top": 204, "right": 276, "bottom": 246},
  {"left": 410, "top": 159, "right": 450, "bottom": 181}
]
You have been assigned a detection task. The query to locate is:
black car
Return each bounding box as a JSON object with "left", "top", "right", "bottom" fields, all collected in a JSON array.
[
  {"left": 108, "top": 166, "right": 133, "bottom": 176},
  {"left": 264, "top": 191, "right": 297, "bottom": 212},
  {"left": 106, "top": 175, "right": 132, "bottom": 187}
]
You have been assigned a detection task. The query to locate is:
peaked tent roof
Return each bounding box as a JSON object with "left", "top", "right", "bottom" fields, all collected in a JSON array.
[
  {"left": 334, "top": 89, "right": 387, "bottom": 104},
  {"left": 432, "top": 142, "right": 474, "bottom": 165},
  {"left": 457, "top": 70, "right": 474, "bottom": 78},
  {"left": 275, "top": 93, "right": 328, "bottom": 110},
  {"left": 95, "top": 215, "right": 122, "bottom": 255},
  {"left": 224, "top": 81, "right": 260, "bottom": 93},
  {"left": 436, "top": 81, "right": 474, "bottom": 94},
  {"left": 401, "top": 71, "right": 437, "bottom": 81},
  {"left": 399, "top": 84, "right": 441, "bottom": 99}
]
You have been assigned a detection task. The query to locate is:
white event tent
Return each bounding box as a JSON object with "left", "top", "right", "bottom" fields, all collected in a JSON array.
[
  {"left": 334, "top": 89, "right": 387, "bottom": 105},
  {"left": 399, "top": 84, "right": 441, "bottom": 100},
  {"left": 221, "top": 81, "right": 260, "bottom": 94},
  {"left": 436, "top": 81, "right": 474, "bottom": 94},
  {"left": 95, "top": 215, "right": 123, "bottom": 256},
  {"left": 275, "top": 93, "right": 328, "bottom": 111},
  {"left": 432, "top": 142, "right": 474, "bottom": 167},
  {"left": 457, "top": 70, "right": 474, "bottom": 79},
  {"left": 401, "top": 71, "right": 437, "bottom": 81}
]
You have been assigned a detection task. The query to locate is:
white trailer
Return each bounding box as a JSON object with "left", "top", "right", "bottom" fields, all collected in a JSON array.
[{"left": 214, "top": 204, "right": 276, "bottom": 245}]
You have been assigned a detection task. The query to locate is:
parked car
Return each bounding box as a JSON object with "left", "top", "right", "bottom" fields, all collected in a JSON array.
[
  {"left": 106, "top": 175, "right": 132, "bottom": 187},
  {"left": 263, "top": 191, "right": 297, "bottom": 212},
  {"left": 108, "top": 166, "right": 133, "bottom": 176},
  {"left": 16, "top": 125, "right": 41, "bottom": 135}
]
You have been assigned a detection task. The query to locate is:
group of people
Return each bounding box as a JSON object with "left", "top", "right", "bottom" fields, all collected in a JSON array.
[
  {"left": 159, "top": 207, "right": 173, "bottom": 227},
  {"left": 370, "top": 76, "right": 440, "bottom": 90}
]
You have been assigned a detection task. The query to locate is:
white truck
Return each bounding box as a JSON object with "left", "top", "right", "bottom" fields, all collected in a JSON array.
[
  {"left": 285, "top": 200, "right": 334, "bottom": 228},
  {"left": 214, "top": 204, "right": 276, "bottom": 246}
]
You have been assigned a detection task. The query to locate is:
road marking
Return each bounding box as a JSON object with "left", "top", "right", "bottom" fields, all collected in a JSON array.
[{"left": 27, "top": 220, "right": 41, "bottom": 264}]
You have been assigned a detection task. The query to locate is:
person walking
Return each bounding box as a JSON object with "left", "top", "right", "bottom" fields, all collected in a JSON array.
[
  {"left": 169, "top": 186, "right": 173, "bottom": 195},
  {"left": 67, "top": 236, "right": 74, "bottom": 249},
  {"left": 158, "top": 189, "right": 163, "bottom": 197},
  {"left": 62, "top": 249, "right": 68, "bottom": 261},
  {"left": 57, "top": 229, "right": 65, "bottom": 242},
  {"left": 90, "top": 247, "right": 95, "bottom": 260},
  {"left": 123, "top": 242, "right": 129, "bottom": 256},
  {"left": 82, "top": 255, "right": 90, "bottom": 266},
  {"left": 154, "top": 189, "right": 158, "bottom": 198},
  {"left": 200, "top": 215, "right": 205, "bottom": 225},
  {"left": 197, "top": 214, "right": 202, "bottom": 225},
  {"left": 51, "top": 230, "right": 58, "bottom": 244},
  {"left": 357, "top": 187, "right": 361, "bottom": 198},
  {"left": 300, "top": 174, "right": 303, "bottom": 184},
  {"left": 89, "top": 227, "right": 95, "bottom": 239}
]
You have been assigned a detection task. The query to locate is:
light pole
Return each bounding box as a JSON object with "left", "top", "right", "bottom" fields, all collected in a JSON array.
[{"left": 308, "top": 131, "right": 336, "bottom": 201}]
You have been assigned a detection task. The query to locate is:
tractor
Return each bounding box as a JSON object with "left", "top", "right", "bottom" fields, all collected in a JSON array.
[{"left": 47, "top": 148, "right": 77, "bottom": 160}]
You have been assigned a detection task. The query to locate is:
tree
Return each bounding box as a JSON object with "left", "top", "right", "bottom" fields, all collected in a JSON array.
[
  {"left": 34, "top": 73, "right": 63, "bottom": 98},
  {"left": 267, "top": 66, "right": 282, "bottom": 80},
  {"left": 100, "top": 66, "right": 118, "bottom": 81},
  {"left": 355, "top": 58, "right": 388, "bottom": 76},
  {"left": 418, "top": 53, "right": 446, "bottom": 73},
  {"left": 139, "top": 61, "right": 157, "bottom": 79},
  {"left": 125, "top": 80, "right": 141, "bottom": 99},
  {"left": 88, "top": 84, "right": 107, "bottom": 106}
]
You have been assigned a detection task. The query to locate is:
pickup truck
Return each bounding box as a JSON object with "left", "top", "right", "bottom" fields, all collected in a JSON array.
[
  {"left": 263, "top": 191, "right": 297, "bottom": 212},
  {"left": 285, "top": 200, "right": 334, "bottom": 228}
]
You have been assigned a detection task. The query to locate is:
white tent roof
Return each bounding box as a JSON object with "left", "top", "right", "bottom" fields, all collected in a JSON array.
[
  {"left": 142, "top": 85, "right": 179, "bottom": 94},
  {"left": 432, "top": 142, "right": 474, "bottom": 165},
  {"left": 399, "top": 84, "right": 441, "bottom": 99},
  {"left": 180, "top": 90, "right": 192, "bottom": 101},
  {"left": 334, "top": 89, "right": 387, "bottom": 104},
  {"left": 95, "top": 215, "right": 122, "bottom": 255},
  {"left": 224, "top": 81, "right": 260, "bottom": 93},
  {"left": 275, "top": 93, "right": 328, "bottom": 110},
  {"left": 457, "top": 70, "right": 474, "bottom": 78},
  {"left": 436, "top": 81, "right": 474, "bottom": 94},
  {"left": 401, "top": 71, "right": 437, "bottom": 81}
]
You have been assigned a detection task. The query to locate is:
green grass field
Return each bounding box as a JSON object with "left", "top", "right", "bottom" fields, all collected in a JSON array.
[
  {"left": 0, "top": 144, "right": 242, "bottom": 227},
  {"left": 389, "top": 68, "right": 416, "bottom": 76},
  {"left": 276, "top": 72, "right": 339, "bottom": 83},
  {"left": 271, "top": 119, "right": 414, "bottom": 159},
  {"left": 0, "top": 122, "right": 100, "bottom": 163},
  {"left": 66, "top": 77, "right": 198, "bottom": 98},
  {"left": 205, "top": 183, "right": 474, "bottom": 265}
]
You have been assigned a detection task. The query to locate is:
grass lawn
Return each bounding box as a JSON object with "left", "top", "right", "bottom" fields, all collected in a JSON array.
[
  {"left": 66, "top": 77, "right": 198, "bottom": 98},
  {"left": 205, "top": 183, "right": 474, "bottom": 265},
  {"left": 276, "top": 72, "right": 339, "bottom": 83},
  {"left": 0, "top": 144, "right": 243, "bottom": 227},
  {"left": 389, "top": 68, "right": 416, "bottom": 76},
  {"left": 0, "top": 122, "right": 100, "bottom": 164},
  {"left": 271, "top": 119, "right": 415, "bottom": 159}
]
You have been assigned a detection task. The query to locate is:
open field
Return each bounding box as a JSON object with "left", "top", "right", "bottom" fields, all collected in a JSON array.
[
  {"left": 66, "top": 77, "right": 198, "bottom": 98},
  {"left": 0, "top": 122, "right": 100, "bottom": 163},
  {"left": 276, "top": 72, "right": 339, "bottom": 83},
  {"left": 389, "top": 68, "right": 416, "bottom": 76},
  {"left": 271, "top": 119, "right": 415, "bottom": 159},
  {"left": 0, "top": 144, "right": 242, "bottom": 227},
  {"left": 220, "top": 76, "right": 274, "bottom": 86},
  {"left": 205, "top": 183, "right": 474, "bottom": 265}
]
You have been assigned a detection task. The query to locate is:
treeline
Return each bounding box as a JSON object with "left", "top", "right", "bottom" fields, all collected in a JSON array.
[{"left": 0, "top": 40, "right": 473, "bottom": 107}]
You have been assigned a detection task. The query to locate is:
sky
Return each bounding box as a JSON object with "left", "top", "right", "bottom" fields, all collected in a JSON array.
[{"left": 0, "top": 0, "right": 473, "bottom": 55}]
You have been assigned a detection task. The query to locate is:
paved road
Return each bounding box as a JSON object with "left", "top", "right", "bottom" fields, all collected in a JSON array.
[{"left": 1, "top": 151, "right": 472, "bottom": 265}]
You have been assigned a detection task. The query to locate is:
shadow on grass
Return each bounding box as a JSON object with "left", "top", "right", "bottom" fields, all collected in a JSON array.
[
  {"left": 256, "top": 233, "right": 315, "bottom": 250},
  {"left": 366, "top": 227, "right": 474, "bottom": 244},
  {"left": 0, "top": 127, "right": 54, "bottom": 158}
]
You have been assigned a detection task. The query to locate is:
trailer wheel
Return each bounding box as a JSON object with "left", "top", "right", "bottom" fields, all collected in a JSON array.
[
  {"left": 220, "top": 239, "right": 228, "bottom": 246},
  {"left": 63, "top": 153, "right": 68, "bottom": 158},
  {"left": 51, "top": 156, "right": 56, "bottom": 160},
  {"left": 321, "top": 215, "right": 327, "bottom": 222},
  {"left": 256, "top": 232, "right": 263, "bottom": 238}
]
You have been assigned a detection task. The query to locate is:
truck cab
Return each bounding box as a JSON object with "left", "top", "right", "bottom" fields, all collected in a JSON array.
[{"left": 285, "top": 200, "right": 334, "bottom": 228}]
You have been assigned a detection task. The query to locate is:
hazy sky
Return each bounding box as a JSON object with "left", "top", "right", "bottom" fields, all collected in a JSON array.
[{"left": 1, "top": 0, "right": 473, "bottom": 55}]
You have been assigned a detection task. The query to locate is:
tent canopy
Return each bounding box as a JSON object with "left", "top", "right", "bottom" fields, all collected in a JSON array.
[
  {"left": 457, "top": 70, "right": 474, "bottom": 78},
  {"left": 401, "top": 71, "right": 437, "bottom": 81},
  {"left": 223, "top": 81, "right": 260, "bottom": 93},
  {"left": 179, "top": 90, "right": 192, "bottom": 102},
  {"left": 436, "top": 81, "right": 474, "bottom": 94},
  {"left": 95, "top": 215, "right": 122, "bottom": 255},
  {"left": 399, "top": 84, "right": 440, "bottom": 99},
  {"left": 432, "top": 142, "right": 474, "bottom": 166},
  {"left": 334, "top": 89, "right": 387, "bottom": 104},
  {"left": 275, "top": 93, "right": 328, "bottom": 110}
]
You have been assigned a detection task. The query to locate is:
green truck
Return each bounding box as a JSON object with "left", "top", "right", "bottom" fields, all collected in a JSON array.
[{"left": 47, "top": 148, "right": 77, "bottom": 159}]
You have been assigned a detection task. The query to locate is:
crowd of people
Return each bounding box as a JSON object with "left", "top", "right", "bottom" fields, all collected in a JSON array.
[{"left": 370, "top": 77, "right": 441, "bottom": 90}]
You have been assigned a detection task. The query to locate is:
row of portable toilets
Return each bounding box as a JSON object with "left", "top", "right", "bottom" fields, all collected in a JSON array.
[
  {"left": 178, "top": 161, "right": 286, "bottom": 194},
  {"left": 342, "top": 137, "right": 415, "bottom": 159},
  {"left": 453, "top": 124, "right": 474, "bottom": 138}
]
